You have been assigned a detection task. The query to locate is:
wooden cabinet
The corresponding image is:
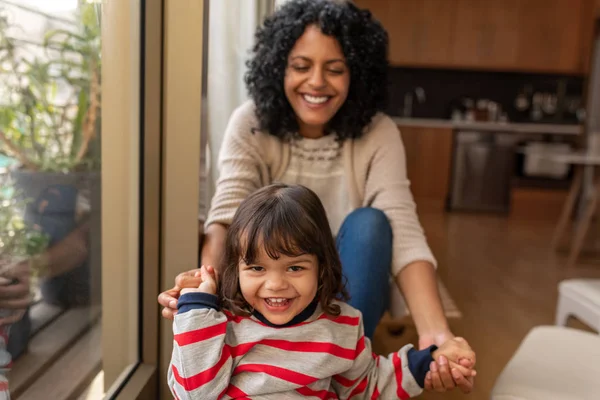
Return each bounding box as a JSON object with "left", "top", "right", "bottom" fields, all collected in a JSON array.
[
  {"left": 398, "top": 124, "right": 454, "bottom": 209},
  {"left": 356, "top": 0, "right": 596, "bottom": 74},
  {"left": 451, "top": 0, "right": 520, "bottom": 70},
  {"left": 356, "top": 0, "right": 456, "bottom": 67},
  {"left": 517, "top": 0, "right": 591, "bottom": 74}
]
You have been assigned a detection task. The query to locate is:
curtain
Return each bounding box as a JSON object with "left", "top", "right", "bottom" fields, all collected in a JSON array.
[{"left": 201, "top": 0, "right": 275, "bottom": 220}]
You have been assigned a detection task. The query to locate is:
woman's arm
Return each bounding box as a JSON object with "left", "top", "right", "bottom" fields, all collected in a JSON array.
[
  {"left": 396, "top": 259, "right": 475, "bottom": 393},
  {"left": 200, "top": 223, "right": 228, "bottom": 274},
  {"left": 396, "top": 261, "right": 450, "bottom": 346},
  {"left": 361, "top": 117, "right": 445, "bottom": 335},
  {"left": 360, "top": 116, "right": 474, "bottom": 393}
]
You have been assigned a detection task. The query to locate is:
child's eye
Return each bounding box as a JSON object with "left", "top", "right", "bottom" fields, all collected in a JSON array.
[
  {"left": 288, "top": 266, "right": 304, "bottom": 272},
  {"left": 249, "top": 266, "right": 264, "bottom": 272}
]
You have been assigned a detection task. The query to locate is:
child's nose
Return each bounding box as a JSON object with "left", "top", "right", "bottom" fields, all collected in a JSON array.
[{"left": 264, "top": 275, "right": 288, "bottom": 291}]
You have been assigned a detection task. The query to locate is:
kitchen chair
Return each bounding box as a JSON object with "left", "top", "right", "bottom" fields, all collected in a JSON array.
[
  {"left": 550, "top": 149, "right": 600, "bottom": 268},
  {"left": 555, "top": 278, "right": 600, "bottom": 333}
]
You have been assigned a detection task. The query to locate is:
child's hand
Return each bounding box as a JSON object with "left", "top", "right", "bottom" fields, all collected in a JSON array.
[
  {"left": 181, "top": 265, "right": 217, "bottom": 295},
  {"left": 431, "top": 337, "right": 476, "bottom": 379}
]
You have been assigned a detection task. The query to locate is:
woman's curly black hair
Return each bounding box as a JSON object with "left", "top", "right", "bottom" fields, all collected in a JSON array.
[{"left": 244, "top": 0, "right": 389, "bottom": 140}]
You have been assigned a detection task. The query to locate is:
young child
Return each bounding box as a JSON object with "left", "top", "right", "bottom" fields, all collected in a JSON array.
[{"left": 168, "top": 184, "right": 476, "bottom": 399}]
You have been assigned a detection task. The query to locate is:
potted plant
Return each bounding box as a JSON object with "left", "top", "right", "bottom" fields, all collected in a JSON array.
[
  {"left": 0, "top": 2, "right": 101, "bottom": 181},
  {"left": 0, "top": 1, "right": 102, "bottom": 306}
]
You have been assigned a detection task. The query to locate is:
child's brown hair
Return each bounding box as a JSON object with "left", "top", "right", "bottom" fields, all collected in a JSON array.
[{"left": 219, "top": 183, "right": 349, "bottom": 316}]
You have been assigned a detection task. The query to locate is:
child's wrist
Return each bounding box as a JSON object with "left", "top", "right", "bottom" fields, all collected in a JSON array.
[
  {"left": 181, "top": 288, "right": 216, "bottom": 295},
  {"left": 177, "top": 291, "right": 219, "bottom": 312}
]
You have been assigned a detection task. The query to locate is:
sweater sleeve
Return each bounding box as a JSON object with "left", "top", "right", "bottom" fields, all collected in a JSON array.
[
  {"left": 204, "top": 102, "right": 269, "bottom": 229},
  {"left": 331, "top": 312, "right": 433, "bottom": 399},
  {"left": 361, "top": 115, "right": 437, "bottom": 276},
  {"left": 168, "top": 293, "right": 232, "bottom": 400}
]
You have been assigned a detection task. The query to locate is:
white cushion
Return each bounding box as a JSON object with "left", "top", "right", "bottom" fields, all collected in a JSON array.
[
  {"left": 491, "top": 326, "right": 600, "bottom": 400},
  {"left": 559, "top": 279, "right": 600, "bottom": 306}
]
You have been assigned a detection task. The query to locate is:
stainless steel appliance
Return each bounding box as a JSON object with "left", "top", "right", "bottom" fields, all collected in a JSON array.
[{"left": 448, "top": 130, "right": 517, "bottom": 213}]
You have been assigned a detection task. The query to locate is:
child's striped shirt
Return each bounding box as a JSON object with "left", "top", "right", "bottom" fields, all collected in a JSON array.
[{"left": 168, "top": 293, "right": 435, "bottom": 399}]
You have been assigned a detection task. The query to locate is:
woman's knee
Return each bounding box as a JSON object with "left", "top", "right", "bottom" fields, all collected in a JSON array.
[{"left": 340, "top": 207, "right": 392, "bottom": 243}]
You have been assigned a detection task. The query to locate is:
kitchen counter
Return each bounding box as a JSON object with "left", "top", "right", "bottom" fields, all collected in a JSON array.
[{"left": 393, "top": 117, "right": 582, "bottom": 135}]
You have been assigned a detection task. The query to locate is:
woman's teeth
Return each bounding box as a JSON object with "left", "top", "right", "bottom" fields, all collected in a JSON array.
[
  {"left": 265, "top": 298, "right": 290, "bottom": 307},
  {"left": 303, "top": 94, "right": 329, "bottom": 104}
]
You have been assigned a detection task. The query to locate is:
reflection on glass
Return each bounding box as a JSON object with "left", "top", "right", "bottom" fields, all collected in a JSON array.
[{"left": 0, "top": 0, "right": 103, "bottom": 398}]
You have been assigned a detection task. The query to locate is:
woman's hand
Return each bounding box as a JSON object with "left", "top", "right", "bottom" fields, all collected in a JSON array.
[
  {"left": 420, "top": 330, "right": 476, "bottom": 394},
  {"left": 418, "top": 330, "right": 455, "bottom": 351},
  {"left": 157, "top": 267, "right": 205, "bottom": 319}
]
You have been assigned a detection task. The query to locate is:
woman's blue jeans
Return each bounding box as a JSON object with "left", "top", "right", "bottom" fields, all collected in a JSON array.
[{"left": 336, "top": 207, "right": 392, "bottom": 339}]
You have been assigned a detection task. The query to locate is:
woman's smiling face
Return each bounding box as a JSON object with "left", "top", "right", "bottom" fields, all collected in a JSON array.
[{"left": 284, "top": 24, "right": 350, "bottom": 138}]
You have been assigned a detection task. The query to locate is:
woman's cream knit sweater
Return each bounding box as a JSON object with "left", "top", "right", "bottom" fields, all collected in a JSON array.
[{"left": 205, "top": 101, "right": 436, "bottom": 276}]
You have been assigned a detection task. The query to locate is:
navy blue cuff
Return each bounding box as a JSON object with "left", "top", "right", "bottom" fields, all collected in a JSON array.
[
  {"left": 177, "top": 292, "right": 219, "bottom": 314},
  {"left": 407, "top": 345, "right": 437, "bottom": 388}
]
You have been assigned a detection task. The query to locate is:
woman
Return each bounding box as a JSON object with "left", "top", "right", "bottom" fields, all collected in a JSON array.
[{"left": 158, "top": 0, "right": 474, "bottom": 393}]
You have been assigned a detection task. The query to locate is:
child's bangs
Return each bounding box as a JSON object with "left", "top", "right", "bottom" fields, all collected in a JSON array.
[{"left": 239, "top": 203, "right": 316, "bottom": 264}]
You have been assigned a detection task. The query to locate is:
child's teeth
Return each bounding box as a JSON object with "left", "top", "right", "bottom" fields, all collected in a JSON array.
[{"left": 266, "top": 298, "right": 289, "bottom": 306}]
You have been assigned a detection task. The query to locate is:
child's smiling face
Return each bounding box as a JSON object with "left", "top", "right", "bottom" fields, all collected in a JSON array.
[{"left": 239, "top": 248, "right": 319, "bottom": 325}]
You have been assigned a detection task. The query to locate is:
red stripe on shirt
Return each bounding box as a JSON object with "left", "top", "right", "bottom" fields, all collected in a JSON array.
[
  {"left": 333, "top": 373, "right": 359, "bottom": 387},
  {"left": 172, "top": 345, "right": 231, "bottom": 391},
  {"left": 355, "top": 336, "right": 366, "bottom": 357},
  {"left": 234, "top": 363, "right": 318, "bottom": 386},
  {"left": 332, "top": 335, "right": 369, "bottom": 387},
  {"left": 296, "top": 385, "right": 339, "bottom": 399},
  {"left": 347, "top": 375, "right": 368, "bottom": 398},
  {"left": 225, "top": 385, "right": 249, "bottom": 399},
  {"left": 174, "top": 321, "right": 227, "bottom": 346},
  {"left": 325, "top": 314, "right": 360, "bottom": 326},
  {"left": 371, "top": 386, "right": 380, "bottom": 399},
  {"left": 392, "top": 352, "right": 411, "bottom": 400},
  {"left": 230, "top": 339, "right": 355, "bottom": 360}
]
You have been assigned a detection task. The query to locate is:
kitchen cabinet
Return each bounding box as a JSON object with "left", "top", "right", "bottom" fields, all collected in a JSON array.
[
  {"left": 354, "top": 0, "right": 456, "bottom": 67},
  {"left": 398, "top": 124, "right": 454, "bottom": 209},
  {"left": 517, "top": 0, "right": 593, "bottom": 74},
  {"left": 356, "top": 0, "right": 596, "bottom": 74},
  {"left": 510, "top": 188, "right": 568, "bottom": 220},
  {"left": 451, "top": 0, "right": 520, "bottom": 70}
]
